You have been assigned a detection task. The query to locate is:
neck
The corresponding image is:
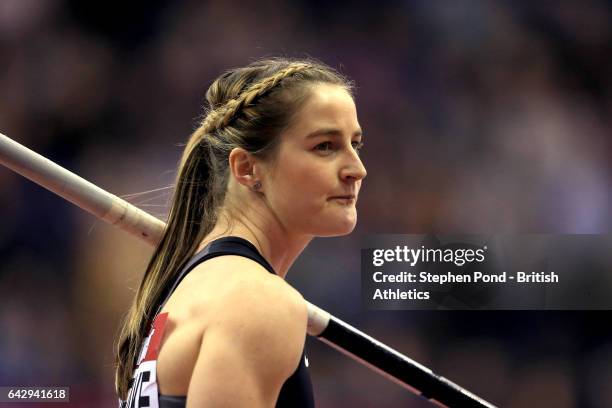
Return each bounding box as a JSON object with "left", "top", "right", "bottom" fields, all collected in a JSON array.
[{"left": 198, "top": 201, "right": 312, "bottom": 279}]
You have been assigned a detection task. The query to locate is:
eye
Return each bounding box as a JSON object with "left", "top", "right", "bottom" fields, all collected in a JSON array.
[
  {"left": 352, "top": 141, "right": 364, "bottom": 154},
  {"left": 314, "top": 141, "right": 334, "bottom": 153}
]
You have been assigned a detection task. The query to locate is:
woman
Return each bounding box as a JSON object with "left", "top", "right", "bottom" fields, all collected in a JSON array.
[{"left": 115, "top": 58, "right": 367, "bottom": 408}]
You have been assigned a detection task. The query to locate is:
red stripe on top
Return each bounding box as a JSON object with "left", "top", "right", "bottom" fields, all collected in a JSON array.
[{"left": 143, "top": 312, "right": 169, "bottom": 362}]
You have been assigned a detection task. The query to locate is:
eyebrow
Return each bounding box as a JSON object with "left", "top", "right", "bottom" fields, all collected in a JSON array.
[{"left": 305, "top": 128, "right": 363, "bottom": 139}]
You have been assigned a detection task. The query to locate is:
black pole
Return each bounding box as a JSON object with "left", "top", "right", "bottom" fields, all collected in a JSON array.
[{"left": 318, "top": 316, "right": 496, "bottom": 407}]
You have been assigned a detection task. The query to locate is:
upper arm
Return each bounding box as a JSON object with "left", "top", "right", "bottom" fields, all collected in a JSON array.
[{"left": 186, "top": 276, "right": 307, "bottom": 408}]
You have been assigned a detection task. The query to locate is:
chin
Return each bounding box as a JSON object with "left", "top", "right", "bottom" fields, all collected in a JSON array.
[{"left": 316, "top": 216, "right": 358, "bottom": 237}]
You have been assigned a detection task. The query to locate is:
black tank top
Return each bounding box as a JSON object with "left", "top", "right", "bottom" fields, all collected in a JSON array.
[{"left": 119, "top": 236, "right": 314, "bottom": 408}]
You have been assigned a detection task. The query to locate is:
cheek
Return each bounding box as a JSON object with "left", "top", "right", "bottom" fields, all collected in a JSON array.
[{"left": 271, "top": 154, "right": 333, "bottom": 209}]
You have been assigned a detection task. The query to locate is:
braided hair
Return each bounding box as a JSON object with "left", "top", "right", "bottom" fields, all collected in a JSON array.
[{"left": 115, "top": 57, "right": 352, "bottom": 399}]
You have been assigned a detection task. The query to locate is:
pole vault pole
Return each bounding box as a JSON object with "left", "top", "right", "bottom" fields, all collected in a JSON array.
[{"left": 0, "top": 132, "right": 496, "bottom": 408}]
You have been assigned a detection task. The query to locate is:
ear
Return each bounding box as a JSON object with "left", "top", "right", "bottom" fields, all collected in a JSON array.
[{"left": 228, "top": 147, "right": 261, "bottom": 189}]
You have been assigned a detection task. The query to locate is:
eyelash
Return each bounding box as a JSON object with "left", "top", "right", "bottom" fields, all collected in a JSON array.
[{"left": 315, "top": 141, "right": 364, "bottom": 154}]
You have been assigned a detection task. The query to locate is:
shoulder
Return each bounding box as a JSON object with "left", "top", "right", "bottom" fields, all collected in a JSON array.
[
  {"left": 207, "top": 255, "right": 306, "bottom": 325},
  {"left": 183, "top": 254, "right": 307, "bottom": 336},
  {"left": 165, "top": 254, "right": 306, "bottom": 322},
  {"left": 155, "top": 254, "right": 307, "bottom": 401},
  {"left": 192, "top": 255, "right": 308, "bottom": 379},
  {"left": 189, "top": 254, "right": 305, "bottom": 305}
]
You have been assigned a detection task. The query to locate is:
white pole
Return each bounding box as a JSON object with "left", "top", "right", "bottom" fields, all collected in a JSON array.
[{"left": 0, "top": 132, "right": 496, "bottom": 408}]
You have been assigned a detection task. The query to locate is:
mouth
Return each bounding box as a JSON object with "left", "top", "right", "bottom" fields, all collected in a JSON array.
[{"left": 329, "top": 195, "right": 356, "bottom": 203}]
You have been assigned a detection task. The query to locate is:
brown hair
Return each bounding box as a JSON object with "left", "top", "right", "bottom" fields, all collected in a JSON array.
[{"left": 114, "top": 57, "right": 352, "bottom": 399}]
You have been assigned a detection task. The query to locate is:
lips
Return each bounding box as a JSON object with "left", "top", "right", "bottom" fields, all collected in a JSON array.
[{"left": 329, "top": 195, "right": 356, "bottom": 200}]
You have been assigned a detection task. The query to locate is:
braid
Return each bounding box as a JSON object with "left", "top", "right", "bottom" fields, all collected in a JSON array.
[{"left": 201, "top": 63, "right": 310, "bottom": 135}]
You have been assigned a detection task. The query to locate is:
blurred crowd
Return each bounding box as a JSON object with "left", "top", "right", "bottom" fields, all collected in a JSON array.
[{"left": 1, "top": 0, "right": 611, "bottom": 406}]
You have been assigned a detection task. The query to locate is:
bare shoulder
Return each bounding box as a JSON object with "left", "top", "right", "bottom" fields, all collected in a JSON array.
[
  {"left": 164, "top": 254, "right": 306, "bottom": 327},
  {"left": 189, "top": 254, "right": 306, "bottom": 311},
  {"left": 186, "top": 256, "right": 308, "bottom": 406},
  {"left": 197, "top": 254, "right": 308, "bottom": 360},
  {"left": 156, "top": 255, "right": 306, "bottom": 400},
  {"left": 206, "top": 256, "right": 308, "bottom": 349}
]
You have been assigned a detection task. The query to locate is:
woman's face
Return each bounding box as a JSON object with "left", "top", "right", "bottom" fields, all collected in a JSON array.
[{"left": 261, "top": 83, "right": 367, "bottom": 237}]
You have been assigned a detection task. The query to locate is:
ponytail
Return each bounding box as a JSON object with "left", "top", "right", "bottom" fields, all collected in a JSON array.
[{"left": 114, "top": 132, "right": 216, "bottom": 399}]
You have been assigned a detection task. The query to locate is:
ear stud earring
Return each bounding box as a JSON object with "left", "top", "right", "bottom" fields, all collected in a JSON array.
[{"left": 252, "top": 181, "right": 262, "bottom": 191}]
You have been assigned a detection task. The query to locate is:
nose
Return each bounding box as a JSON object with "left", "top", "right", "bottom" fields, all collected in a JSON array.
[{"left": 340, "top": 149, "right": 367, "bottom": 182}]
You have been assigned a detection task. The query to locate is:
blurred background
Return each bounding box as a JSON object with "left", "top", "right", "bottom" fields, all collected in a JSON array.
[{"left": 1, "top": 0, "right": 611, "bottom": 406}]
